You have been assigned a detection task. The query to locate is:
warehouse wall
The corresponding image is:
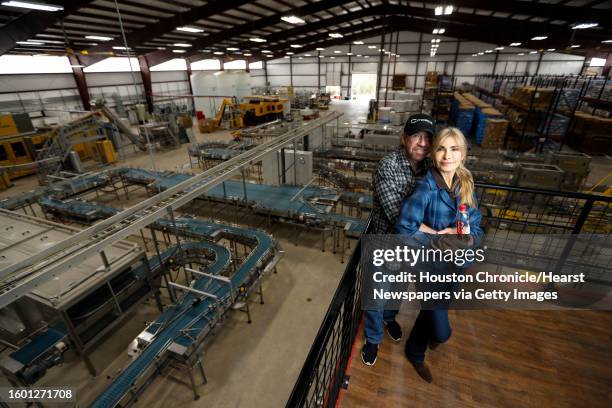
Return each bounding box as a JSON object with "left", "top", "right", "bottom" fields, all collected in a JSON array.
[
  {"left": 0, "top": 29, "right": 587, "bottom": 117},
  {"left": 255, "top": 31, "right": 586, "bottom": 96}
]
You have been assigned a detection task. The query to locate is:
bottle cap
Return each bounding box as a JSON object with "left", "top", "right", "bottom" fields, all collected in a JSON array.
[{"left": 459, "top": 203, "right": 467, "bottom": 211}]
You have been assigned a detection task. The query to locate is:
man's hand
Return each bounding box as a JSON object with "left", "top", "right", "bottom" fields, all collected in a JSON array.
[{"left": 437, "top": 227, "right": 457, "bottom": 235}]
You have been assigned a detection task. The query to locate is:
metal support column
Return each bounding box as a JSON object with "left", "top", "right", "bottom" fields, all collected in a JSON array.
[
  {"left": 451, "top": 40, "right": 461, "bottom": 79},
  {"left": 347, "top": 44, "right": 352, "bottom": 100},
  {"left": 492, "top": 50, "right": 500, "bottom": 75},
  {"left": 414, "top": 32, "right": 423, "bottom": 91},
  {"left": 375, "top": 26, "right": 387, "bottom": 102},
  {"left": 186, "top": 59, "right": 195, "bottom": 111},
  {"left": 534, "top": 51, "right": 544, "bottom": 76},
  {"left": 290, "top": 56, "right": 293, "bottom": 87},
  {"left": 67, "top": 54, "right": 91, "bottom": 111},
  {"left": 317, "top": 51, "right": 321, "bottom": 92},
  {"left": 263, "top": 60, "right": 269, "bottom": 87},
  {"left": 137, "top": 56, "right": 155, "bottom": 114}
]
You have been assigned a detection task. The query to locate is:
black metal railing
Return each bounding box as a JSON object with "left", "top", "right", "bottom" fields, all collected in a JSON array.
[{"left": 286, "top": 184, "right": 611, "bottom": 408}]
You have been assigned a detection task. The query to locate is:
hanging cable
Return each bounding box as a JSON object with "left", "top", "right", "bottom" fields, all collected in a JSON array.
[{"left": 114, "top": 0, "right": 157, "bottom": 170}]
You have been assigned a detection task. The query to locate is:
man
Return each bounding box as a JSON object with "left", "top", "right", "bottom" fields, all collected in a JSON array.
[{"left": 362, "top": 113, "right": 434, "bottom": 366}]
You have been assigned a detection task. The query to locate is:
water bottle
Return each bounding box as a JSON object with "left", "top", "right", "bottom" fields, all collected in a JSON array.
[{"left": 457, "top": 203, "right": 470, "bottom": 237}]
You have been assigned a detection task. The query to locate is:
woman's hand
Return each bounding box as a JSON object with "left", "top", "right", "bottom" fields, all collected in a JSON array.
[
  {"left": 437, "top": 227, "right": 457, "bottom": 235},
  {"left": 419, "top": 224, "right": 438, "bottom": 234}
]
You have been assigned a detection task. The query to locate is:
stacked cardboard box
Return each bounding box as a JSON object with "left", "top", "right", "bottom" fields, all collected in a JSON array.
[
  {"left": 480, "top": 118, "right": 509, "bottom": 149},
  {"left": 509, "top": 86, "right": 555, "bottom": 110},
  {"left": 569, "top": 112, "right": 612, "bottom": 154},
  {"left": 451, "top": 93, "right": 475, "bottom": 135},
  {"left": 538, "top": 113, "right": 570, "bottom": 137},
  {"left": 505, "top": 107, "right": 541, "bottom": 133},
  {"left": 475, "top": 107, "right": 504, "bottom": 144}
]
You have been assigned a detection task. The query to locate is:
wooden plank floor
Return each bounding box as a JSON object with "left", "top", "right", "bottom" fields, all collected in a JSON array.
[{"left": 340, "top": 310, "right": 612, "bottom": 408}]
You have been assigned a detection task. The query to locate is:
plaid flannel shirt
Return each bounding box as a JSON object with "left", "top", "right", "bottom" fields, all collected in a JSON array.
[{"left": 370, "top": 147, "right": 430, "bottom": 234}]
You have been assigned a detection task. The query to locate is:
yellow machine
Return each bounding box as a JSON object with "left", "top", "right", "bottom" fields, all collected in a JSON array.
[
  {"left": 212, "top": 97, "right": 243, "bottom": 129},
  {"left": 239, "top": 96, "right": 285, "bottom": 126},
  {"left": 96, "top": 140, "right": 117, "bottom": 164},
  {"left": 0, "top": 112, "right": 117, "bottom": 180},
  {"left": 212, "top": 96, "right": 286, "bottom": 129}
]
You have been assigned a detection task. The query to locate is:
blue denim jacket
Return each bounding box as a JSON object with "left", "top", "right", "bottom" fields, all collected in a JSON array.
[{"left": 394, "top": 169, "right": 484, "bottom": 242}]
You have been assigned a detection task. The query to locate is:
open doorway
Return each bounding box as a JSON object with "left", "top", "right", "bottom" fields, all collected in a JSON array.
[{"left": 351, "top": 73, "right": 377, "bottom": 101}]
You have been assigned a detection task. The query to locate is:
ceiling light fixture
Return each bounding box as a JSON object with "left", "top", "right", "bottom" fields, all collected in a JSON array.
[
  {"left": 347, "top": 52, "right": 353, "bottom": 55},
  {"left": 250, "top": 37, "right": 266, "bottom": 43},
  {"left": 572, "top": 22, "right": 598, "bottom": 30},
  {"left": 213, "top": 51, "right": 223, "bottom": 55},
  {"left": 472, "top": 53, "right": 478, "bottom": 56},
  {"left": 281, "top": 15, "right": 306, "bottom": 24},
  {"left": 156, "top": 47, "right": 166, "bottom": 50},
  {"left": 495, "top": 47, "right": 504, "bottom": 50},
  {"left": 243, "top": 53, "right": 252, "bottom": 56},
  {"left": 112, "top": 46, "right": 130, "bottom": 50},
  {"left": 16, "top": 41, "right": 44, "bottom": 45},
  {"left": 364, "top": 55, "right": 369, "bottom": 58},
  {"left": 305, "top": 54, "right": 311, "bottom": 56},
  {"left": 316, "top": 47, "right": 325, "bottom": 51},
  {"left": 510, "top": 42, "right": 522, "bottom": 47},
  {"left": 531, "top": 36, "right": 547, "bottom": 40},
  {"left": 334, "top": 50, "right": 342, "bottom": 53},
  {"left": 529, "top": 50, "right": 538, "bottom": 54},
  {"left": 85, "top": 35, "right": 112, "bottom": 41},
  {"left": 485, "top": 49, "right": 493, "bottom": 53},
  {"left": 290, "top": 44, "right": 302, "bottom": 48},
  {"left": 173, "top": 43, "right": 191, "bottom": 47},
  {"left": 547, "top": 48, "right": 555, "bottom": 52},
  {"left": 602, "top": 39, "right": 612, "bottom": 43},
  {"left": 329, "top": 33, "right": 343, "bottom": 38},
  {"left": 368, "top": 45, "right": 377, "bottom": 49},
  {"left": 330, "top": 56, "right": 335, "bottom": 59},
  {"left": 172, "top": 50, "right": 186, "bottom": 53},
  {"left": 570, "top": 44, "right": 580, "bottom": 48},
  {"left": 261, "top": 50, "right": 271, "bottom": 53},
  {"left": 177, "top": 26, "right": 204, "bottom": 33},
  {"left": 1, "top": 1, "right": 63, "bottom": 11},
  {"left": 518, "top": 52, "right": 525, "bottom": 55},
  {"left": 353, "top": 41, "right": 364, "bottom": 45},
  {"left": 477, "top": 52, "right": 484, "bottom": 55},
  {"left": 432, "top": 28, "right": 445, "bottom": 34},
  {"left": 286, "top": 52, "right": 294, "bottom": 55},
  {"left": 227, "top": 47, "right": 239, "bottom": 51}
]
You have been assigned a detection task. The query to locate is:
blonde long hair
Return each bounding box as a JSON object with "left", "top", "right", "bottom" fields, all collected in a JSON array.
[{"left": 432, "top": 127, "right": 475, "bottom": 207}]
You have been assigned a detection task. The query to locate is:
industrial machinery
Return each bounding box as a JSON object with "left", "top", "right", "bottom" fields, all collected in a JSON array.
[
  {"left": 0, "top": 210, "right": 150, "bottom": 378},
  {"left": 213, "top": 96, "right": 287, "bottom": 130}
]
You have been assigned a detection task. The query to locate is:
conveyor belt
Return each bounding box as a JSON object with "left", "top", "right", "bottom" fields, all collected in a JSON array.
[
  {"left": 88, "top": 219, "right": 275, "bottom": 408},
  {"left": 0, "top": 112, "right": 341, "bottom": 309},
  {"left": 205, "top": 180, "right": 368, "bottom": 233}
]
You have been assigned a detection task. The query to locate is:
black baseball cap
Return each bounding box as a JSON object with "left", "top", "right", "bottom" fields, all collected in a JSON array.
[{"left": 403, "top": 113, "right": 435, "bottom": 138}]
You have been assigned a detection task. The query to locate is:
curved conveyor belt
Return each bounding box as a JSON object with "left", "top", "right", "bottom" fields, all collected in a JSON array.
[{"left": 88, "top": 219, "right": 276, "bottom": 408}]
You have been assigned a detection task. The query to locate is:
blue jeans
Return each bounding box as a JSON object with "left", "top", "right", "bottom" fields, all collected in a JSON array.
[
  {"left": 364, "top": 309, "right": 399, "bottom": 344},
  {"left": 404, "top": 310, "right": 451, "bottom": 363}
]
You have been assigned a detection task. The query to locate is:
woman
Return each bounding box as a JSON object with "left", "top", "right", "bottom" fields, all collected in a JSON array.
[{"left": 395, "top": 127, "right": 483, "bottom": 383}]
